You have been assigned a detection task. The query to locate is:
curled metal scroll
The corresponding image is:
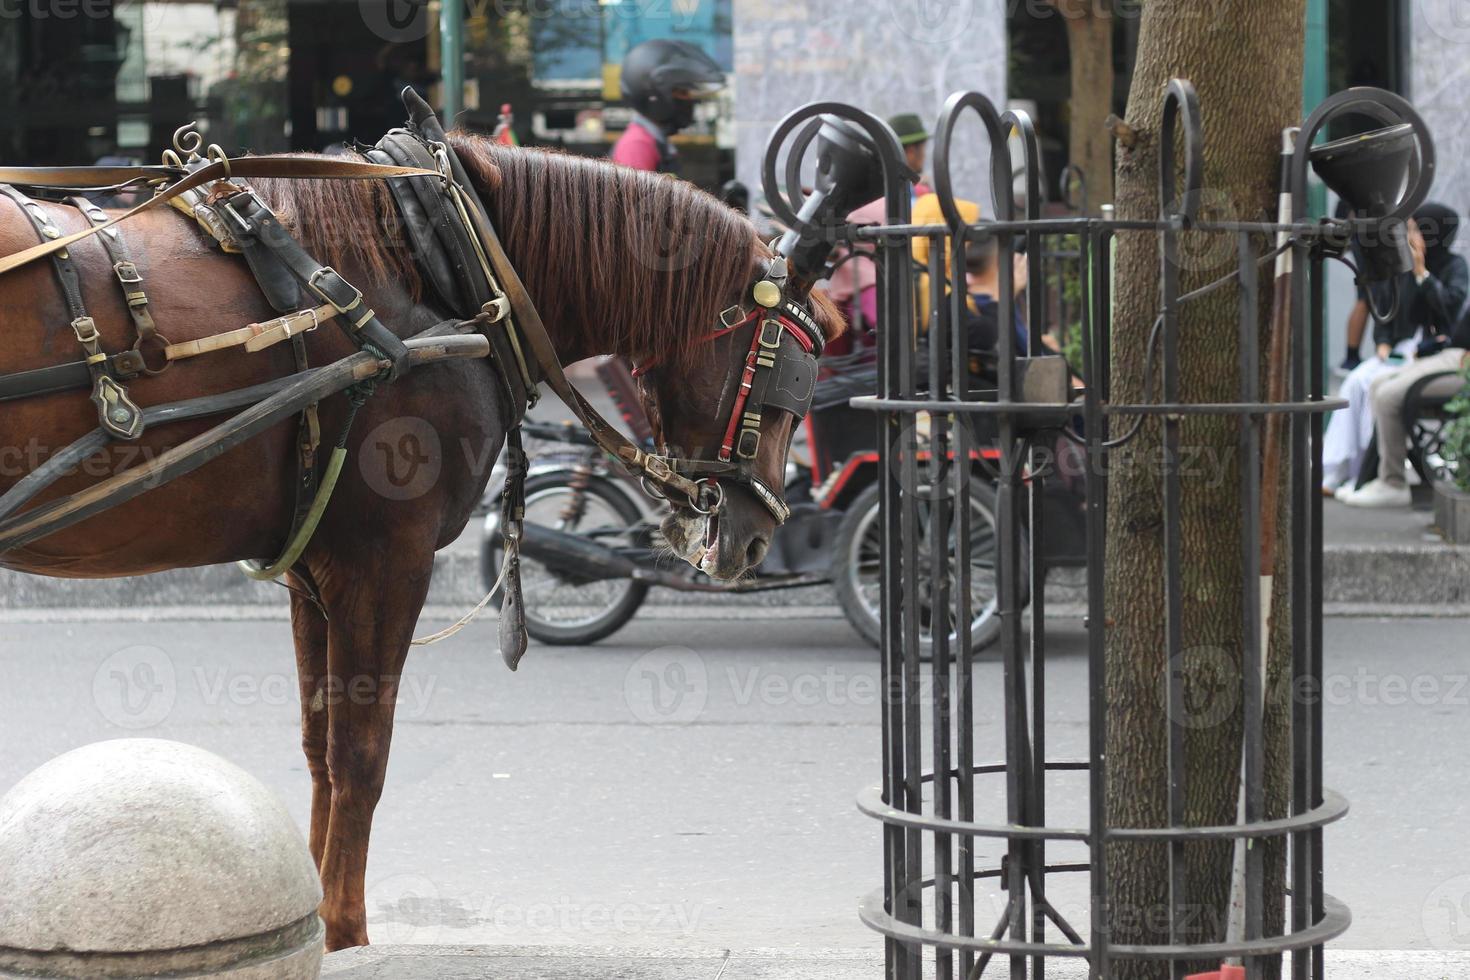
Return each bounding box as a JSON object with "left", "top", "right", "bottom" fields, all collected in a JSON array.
[
  {"left": 931, "top": 91, "right": 1016, "bottom": 229},
  {"left": 1160, "top": 78, "right": 1204, "bottom": 225},
  {"left": 759, "top": 101, "right": 914, "bottom": 237},
  {"left": 172, "top": 124, "right": 205, "bottom": 162}
]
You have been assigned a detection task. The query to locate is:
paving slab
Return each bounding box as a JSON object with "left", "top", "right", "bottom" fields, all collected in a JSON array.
[
  {"left": 323, "top": 945, "right": 883, "bottom": 979},
  {"left": 321, "top": 945, "right": 1470, "bottom": 979}
]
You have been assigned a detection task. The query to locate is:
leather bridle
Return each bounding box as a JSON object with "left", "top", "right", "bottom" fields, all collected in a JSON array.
[{"left": 631, "top": 253, "right": 826, "bottom": 526}]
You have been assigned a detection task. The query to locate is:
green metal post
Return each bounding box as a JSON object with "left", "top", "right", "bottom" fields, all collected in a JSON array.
[
  {"left": 441, "top": 0, "right": 464, "bottom": 124},
  {"left": 1304, "top": 0, "right": 1330, "bottom": 387},
  {"left": 1303, "top": 0, "right": 1329, "bottom": 216}
]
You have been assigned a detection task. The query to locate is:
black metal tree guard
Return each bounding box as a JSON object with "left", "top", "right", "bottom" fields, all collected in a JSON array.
[{"left": 761, "top": 83, "right": 1435, "bottom": 979}]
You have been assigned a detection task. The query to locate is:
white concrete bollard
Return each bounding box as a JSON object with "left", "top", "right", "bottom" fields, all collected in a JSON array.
[{"left": 0, "top": 739, "right": 323, "bottom": 979}]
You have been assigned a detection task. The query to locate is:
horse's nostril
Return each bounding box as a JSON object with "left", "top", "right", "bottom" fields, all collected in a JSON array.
[{"left": 746, "top": 536, "right": 769, "bottom": 568}]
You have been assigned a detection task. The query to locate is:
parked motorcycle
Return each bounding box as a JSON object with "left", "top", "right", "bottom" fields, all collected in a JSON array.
[{"left": 478, "top": 358, "right": 1087, "bottom": 652}]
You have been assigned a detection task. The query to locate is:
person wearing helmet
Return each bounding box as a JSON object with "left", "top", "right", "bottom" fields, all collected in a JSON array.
[{"left": 611, "top": 39, "right": 725, "bottom": 174}]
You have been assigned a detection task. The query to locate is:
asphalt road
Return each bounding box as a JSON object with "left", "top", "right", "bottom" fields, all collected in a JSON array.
[{"left": 1, "top": 613, "right": 1466, "bottom": 955}]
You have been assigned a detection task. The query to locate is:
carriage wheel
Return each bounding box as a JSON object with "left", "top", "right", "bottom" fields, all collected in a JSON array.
[
  {"left": 480, "top": 472, "right": 650, "bottom": 646},
  {"left": 831, "top": 478, "right": 1025, "bottom": 656}
]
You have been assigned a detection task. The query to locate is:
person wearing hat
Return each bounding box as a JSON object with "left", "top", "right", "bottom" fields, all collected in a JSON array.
[
  {"left": 888, "top": 112, "right": 933, "bottom": 199},
  {"left": 826, "top": 113, "right": 935, "bottom": 331}
]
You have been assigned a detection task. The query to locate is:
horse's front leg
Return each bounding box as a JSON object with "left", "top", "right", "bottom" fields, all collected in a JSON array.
[
  {"left": 313, "top": 550, "right": 435, "bottom": 950},
  {"left": 288, "top": 579, "right": 332, "bottom": 868}
]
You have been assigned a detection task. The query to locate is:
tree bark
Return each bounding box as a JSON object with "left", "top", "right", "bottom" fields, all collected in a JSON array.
[
  {"left": 1102, "top": 2, "right": 1304, "bottom": 978},
  {"left": 1053, "top": 0, "right": 1116, "bottom": 210}
]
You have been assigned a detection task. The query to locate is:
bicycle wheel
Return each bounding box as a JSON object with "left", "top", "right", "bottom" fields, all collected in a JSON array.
[{"left": 831, "top": 477, "right": 1026, "bottom": 656}]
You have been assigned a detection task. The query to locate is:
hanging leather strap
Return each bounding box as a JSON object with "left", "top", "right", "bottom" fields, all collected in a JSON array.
[{"left": 497, "top": 426, "right": 529, "bottom": 671}]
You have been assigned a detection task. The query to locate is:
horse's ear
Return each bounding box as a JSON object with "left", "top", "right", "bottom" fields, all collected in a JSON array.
[{"left": 400, "top": 86, "right": 436, "bottom": 128}]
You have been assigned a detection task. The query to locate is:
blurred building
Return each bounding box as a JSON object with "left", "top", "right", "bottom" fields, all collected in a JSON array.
[
  {"left": 0, "top": 0, "right": 1457, "bottom": 213},
  {"left": 0, "top": 0, "right": 735, "bottom": 187}
]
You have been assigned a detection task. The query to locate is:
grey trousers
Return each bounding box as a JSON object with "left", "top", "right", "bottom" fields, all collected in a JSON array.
[{"left": 1368, "top": 347, "right": 1467, "bottom": 486}]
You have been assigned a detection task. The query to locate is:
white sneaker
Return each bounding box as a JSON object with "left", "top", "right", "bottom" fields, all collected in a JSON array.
[
  {"left": 1334, "top": 484, "right": 1357, "bottom": 502},
  {"left": 1341, "top": 478, "right": 1412, "bottom": 508}
]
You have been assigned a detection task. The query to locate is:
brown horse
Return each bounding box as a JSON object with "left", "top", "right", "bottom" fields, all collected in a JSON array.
[{"left": 0, "top": 134, "right": 841, "bottom": 948}]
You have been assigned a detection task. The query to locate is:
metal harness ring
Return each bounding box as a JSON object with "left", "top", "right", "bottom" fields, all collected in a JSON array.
[{"left": 688, "top": 479, "right": 724, "bottom": 516}]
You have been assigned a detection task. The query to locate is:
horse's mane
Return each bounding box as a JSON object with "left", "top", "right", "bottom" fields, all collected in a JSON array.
[{"left": 251, "top": 134, "right": 841, "bottom": 370}]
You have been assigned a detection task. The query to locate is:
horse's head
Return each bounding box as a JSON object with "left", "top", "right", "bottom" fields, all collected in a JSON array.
[
  {"left": 449, "top": 136, "right": 843, "bottom": 580},
  {"left": 636, "top": 270, "right": 841, "bottom": 580}
]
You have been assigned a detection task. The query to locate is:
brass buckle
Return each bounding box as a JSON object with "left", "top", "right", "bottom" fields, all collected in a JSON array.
[
  {"left": 643, "top": 455, "right": 674, "bottom": 483},
  {"left": 307, "top": 267, "right": 363, "bottom": 315},
  {"left": 220, "top": 190, "right": 269, "bottom": 235},
  {"left": 113, "top": 260, "right": 143, "bottom": 285},
  {"left": 719, "top": 305, "right": 747, "bottom": 329},
  {"left": 71, "top": 316, "right": 100, "bottom": 346},
  {"left": 758, "top": 316, "right": 784, "bottom": 350}
]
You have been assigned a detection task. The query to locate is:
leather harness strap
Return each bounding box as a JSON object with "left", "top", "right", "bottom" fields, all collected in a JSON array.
[
  {"left": 395, "top": 93, "right": 713, "bottom": 511},
  {"left": 69, "top": 195, "right": 168, "bottom": 375},
  {"left": 0, "top": 184, "right": 145, "bottom": 439},
  {"left": 0, "top": 156, "right": 440, "bottom": 281}
]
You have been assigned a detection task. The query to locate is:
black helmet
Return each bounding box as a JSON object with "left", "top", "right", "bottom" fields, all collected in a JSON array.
[{"left": 620, "top": 39, "right": 725, "bottom": 130}]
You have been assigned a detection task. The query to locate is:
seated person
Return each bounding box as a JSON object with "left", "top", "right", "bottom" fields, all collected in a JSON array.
[
  {"left": 1343, "top": 205, "right": 1470, "bottom": 507},
  {"left": 1325, "top": 203, "right": 1467, "bottom": 495}
]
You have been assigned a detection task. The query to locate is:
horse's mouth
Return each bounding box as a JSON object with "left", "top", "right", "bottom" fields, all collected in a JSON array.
[{"left": 660, "top": 507, "right": 770, "bottom": 581}]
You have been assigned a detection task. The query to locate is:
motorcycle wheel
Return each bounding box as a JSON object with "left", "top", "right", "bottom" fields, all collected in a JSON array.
[
  {"left": 480, "top": 471, "right": 650, "bottom": 646},
  {"left": 831, "top": 478, "right": 1026, "bottom": 656}
]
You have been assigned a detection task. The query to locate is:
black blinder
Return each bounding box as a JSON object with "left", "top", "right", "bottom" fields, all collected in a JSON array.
[{"left": 766, "top": 348, "right": 818, "bottom": 417}]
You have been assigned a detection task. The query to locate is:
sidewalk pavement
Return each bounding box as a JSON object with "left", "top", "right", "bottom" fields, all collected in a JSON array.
[
  {"left": 3, "top": 494, "right": 1463, "bottom": 619},
  {"left": 322, "top": 945, "right": 1470, "bottom": 979}
]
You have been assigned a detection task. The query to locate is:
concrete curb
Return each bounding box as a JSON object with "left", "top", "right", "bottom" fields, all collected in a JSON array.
[
  {"left": 320, "top": 944, "right": 1470, "bottom": 979},
  {"left": 2, "top": 541, "right": 1466, "bottom": 616}
]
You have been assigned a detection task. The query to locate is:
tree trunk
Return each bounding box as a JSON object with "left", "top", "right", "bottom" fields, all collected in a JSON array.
[
  {"left": 1057, "top": 1, "right": 1115, "bottom": 210},
  {"left": 1102, "top": 3, "right": 1304, "bottom": 978}
]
